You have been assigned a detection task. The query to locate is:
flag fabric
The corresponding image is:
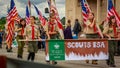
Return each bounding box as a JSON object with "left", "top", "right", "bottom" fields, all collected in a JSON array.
[
  {"left": 33, "top": 4, "right": 46, "bottom": 26},
  {"left": 14, "top": 14, "right": 21, "bottom": 22},
  {"left": 81, "top": 0, "right": 103, "bottom": 38},
  {"left": 6, "top": 0, "right": 18, "bottom": 48},
  {"left": 81, "top": 0, "right": 91, "bottom": 24},
  {"left": 47, "top": 0, "right": 64, "bottom": 39},
  {"left": 107, "top": 0, "right": 120, "bottom": 28},
  {"left": 26, "top": 6, "right": 30, "bottom": 24}
]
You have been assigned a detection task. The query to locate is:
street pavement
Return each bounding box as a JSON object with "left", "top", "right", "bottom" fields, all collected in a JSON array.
[{"left": 0, "top": 45, "right": 120, "bottom": 68}]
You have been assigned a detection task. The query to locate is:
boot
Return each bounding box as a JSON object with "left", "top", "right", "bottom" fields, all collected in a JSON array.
[
  {"left": 7, "top": 48, "right": 12, "bottom": 52},
  {"left": 92, "top": 60, "right": 98, "bottom": 65},
  {"left": 46, "top": 61, "right": 50, "bottom": 64},
  {"left": 52, "top": 61, "right": 57, "bottom": 65},
  {"left": 85, "top": 60, "right": 89, "bottom": 63}
]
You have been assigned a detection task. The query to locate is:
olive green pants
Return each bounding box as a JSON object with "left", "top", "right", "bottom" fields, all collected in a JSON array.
[
  {"left": 16, "top": 35, "right": 25, "bottom": 57},
  {"left": 86, "top": 34, "right": 99, "bottom": 38},
  {"left": 28, "top": 41, "right": 38, "bottom": 53},
  {"left": 108, "top": 40, "right": 117, "bottom": 65},
  {"left": 27, "top": 41, "right": 38, "bottom": 61}
]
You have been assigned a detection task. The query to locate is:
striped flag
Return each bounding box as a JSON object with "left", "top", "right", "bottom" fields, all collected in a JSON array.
[
  {"left": 107, "top": 0, "right": 120, "bottom": 28},
  {"left": 14, "top": 14, "right": 21, "bottom": 22},
  {"left": 81, "top": 0, "right": 91, "bottom": 24},
  {"left": 47, "top": 0, "right": 64, "bottom": 39},
  {"left": 6, "top": 0, "right": 18, "bottom": 49},
  {"left": 81, "top": 0, "right": 103, "bottom": 38},
  {"left": 26, "top": 6, "right": 30, "bottom": 24},
  {"left": 33, "top": 4, "right": 46, "bottom": 26}
]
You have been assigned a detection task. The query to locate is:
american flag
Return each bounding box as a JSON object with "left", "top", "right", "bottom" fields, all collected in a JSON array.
[
  {"left": 26, "top": 6, "right": 30, "bottom": 24},
  {"left": 33, "top": 4, "right": 46, "bottom": 26},
  {"left": 81, "top": 0, "right": 91, "bottom": 24},
  {"left": 47, "top": 0, "right": 64, "bottom": 39},
  {"left": 107, "top": 0, "right": 120, "bottom": 28},
  {"left": 81, "top": 0, "right": 103, "bottom": 38},
  {"left": 14, "top": 14, "right": 21, "bottom": 22},
  {"left": 6, "top": 0, "right": 18, "bottom": 48}
]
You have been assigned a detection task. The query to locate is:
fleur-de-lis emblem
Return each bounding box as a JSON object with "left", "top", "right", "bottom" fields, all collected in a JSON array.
[{"left": 54, "top": 43, "right": 60, "bottom": 49}]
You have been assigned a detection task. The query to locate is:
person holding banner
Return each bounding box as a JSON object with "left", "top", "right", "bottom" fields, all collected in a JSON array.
[
  {"left": 46, "top": 15, "right": 60, "bottom": 64},
  {"left": 84, "top": 12, "right": 99, "bottom": 65},
  {"left": 26, "top": 16, "right": 41, "bottom": 61},
  {"left": 15, "top": 19, "right": 26, "bottom": 59},
  {"left": 103, "top": 16, "right": 117, "bottom": 67}
]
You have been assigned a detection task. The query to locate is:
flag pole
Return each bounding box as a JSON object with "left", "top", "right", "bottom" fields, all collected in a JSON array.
[{"left": 28, "top": 0, "right": 31, "bottom": 15}]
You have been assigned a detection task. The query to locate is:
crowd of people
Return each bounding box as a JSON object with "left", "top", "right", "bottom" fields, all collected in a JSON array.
[{"left": 0, "top": 12, "right": 120, "bottom": 67}]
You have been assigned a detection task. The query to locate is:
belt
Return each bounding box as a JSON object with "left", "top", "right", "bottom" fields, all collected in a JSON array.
[{"left": 86, "top": 33, "right": 98, "bottom": 35}]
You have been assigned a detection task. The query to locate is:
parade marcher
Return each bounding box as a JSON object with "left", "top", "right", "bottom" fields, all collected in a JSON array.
[
  {"left": 46, "top": 15, "right": 60, "bottom": 64},
  {"left": 103, "top": 16, "right": 117, "bottom": 67},
  {"left": 84, "top": 12, "right": 100, "bottom": 65},
  {"left": 73, "top": 19, "right": 82, "bottom": 38},
  {"left": 64, "top": 20, "right": 73, "bottom": 39},
  {"left": 26, "top": 16, "right": 41, "bottom": 61},
  {"left": 15, "top": 19, "right": 26, "bottom": 59}
]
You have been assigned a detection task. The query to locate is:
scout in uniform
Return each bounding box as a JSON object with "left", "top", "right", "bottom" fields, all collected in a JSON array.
[
  {"left": 46, "top": 14, "right": 60, "bottom": 64},
  {"left": 15, "top": 19, "right": 26, "bottom": 59},
  {"left": 103, "top": 16, "right": 117, "bottom": 67},
  {"left": 84, "top": 12, "right": 100, "bottom": 64},
  {"left": 26, "top": 16, "right": 41, "bottom": 61}
]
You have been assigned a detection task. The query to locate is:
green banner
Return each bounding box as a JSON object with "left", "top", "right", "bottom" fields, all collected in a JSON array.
[{"left": 48, "top": 40, "right": 65, "bottom": 60}]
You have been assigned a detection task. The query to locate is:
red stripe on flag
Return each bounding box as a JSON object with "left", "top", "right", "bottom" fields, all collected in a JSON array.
[{"left": 6, "top": 4, "right": 18, "bottom": 48}]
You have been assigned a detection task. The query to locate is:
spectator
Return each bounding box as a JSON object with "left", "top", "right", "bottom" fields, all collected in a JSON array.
[
  {"left": 64, "top": 20, "right": 73, "bottom": 39},
  {"left": 0, "top": 29, "right": 3, "bottom": 48},
  {"left": 73, "top": 19, "right": 82, "bottom": 38},
  {"left": 38, "top": 24, "right": 48, "bottom": 50}
]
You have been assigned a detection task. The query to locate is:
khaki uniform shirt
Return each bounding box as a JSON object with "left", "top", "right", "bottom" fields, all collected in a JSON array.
[
  {"left": 15, "top": 24, "right": 25, "bottom": 36},
  {"left": 48, "top": 23, "right": 58, "bottom": 32},
  {"left": 25, "top": 24, "right": 40, "bottom": 39},
  {"left": 103, "top": 25, "right": 117, "bottom": 37},
  {"left": 48, "top": 23, "right": 60, "bottom": 39},
  {"left": 84, "top": 20, "right": 96, "bottom": 34}
]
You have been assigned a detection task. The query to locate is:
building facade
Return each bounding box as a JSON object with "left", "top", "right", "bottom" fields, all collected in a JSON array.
[{"left": 66, "top": 0, "right": 120, "bottom": 28}]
